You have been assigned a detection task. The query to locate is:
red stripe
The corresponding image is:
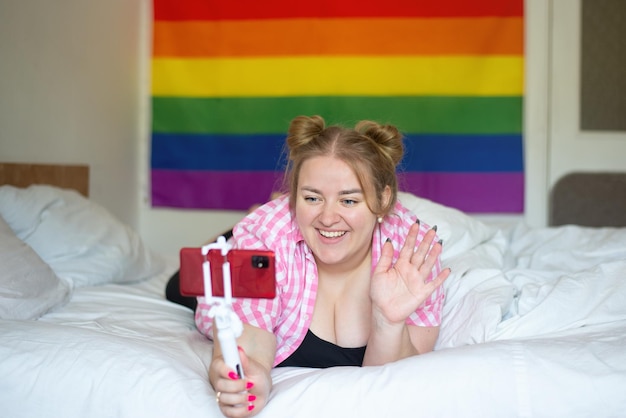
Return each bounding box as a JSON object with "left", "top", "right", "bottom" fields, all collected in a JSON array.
[{"left": 154, "top": 0, "right": 523, "bottom": 21}]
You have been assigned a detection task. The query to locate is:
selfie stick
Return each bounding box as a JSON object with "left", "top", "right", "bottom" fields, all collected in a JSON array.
[{"left": 202, "top": 236, "right": 245, "bottom": 379}]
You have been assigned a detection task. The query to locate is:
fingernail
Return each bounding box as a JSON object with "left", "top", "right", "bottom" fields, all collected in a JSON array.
[
  {"left": 415, "top": 218, "right": 420, "bottom": 226},
  {"left": 248, "top": 404, "right": 255, "bottom": 411},
  {"left": 248, "top": 395, "right": 257, "bottom": 402},
  {"left": 246, "top": 381, "right": 254, "bottom": 390},
  {"left": 438, "top": 239, "right": 443, "bottom": 246},
  {"left": 431, "top": 225, "right": 438, "bottom": 232},
  {"left": 228, "top": 371, "right": 239, "bottom": 380},
  {"left": 385, "top": 237, "right": 391, "bottom": 243}
]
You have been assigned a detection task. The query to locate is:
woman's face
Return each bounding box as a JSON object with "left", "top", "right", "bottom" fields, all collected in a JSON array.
[{"left": 295, "top": 155, "right": 379, "bottom": 273}]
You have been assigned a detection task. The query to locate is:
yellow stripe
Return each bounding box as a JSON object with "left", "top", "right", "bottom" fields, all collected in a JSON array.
[{"left": 152, "top": 56, "right": 523, "bottom": 97}]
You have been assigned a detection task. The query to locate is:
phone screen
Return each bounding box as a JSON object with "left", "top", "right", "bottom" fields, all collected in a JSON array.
[{"left": 179, "top": 247, "right": 276, "bottom": 298}]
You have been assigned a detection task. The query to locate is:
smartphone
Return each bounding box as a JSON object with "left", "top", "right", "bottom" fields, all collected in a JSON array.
[{"left": 179, "top": 247, "right": 276, "bottom": 298}]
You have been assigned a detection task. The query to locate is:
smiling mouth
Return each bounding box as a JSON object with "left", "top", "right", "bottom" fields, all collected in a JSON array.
[{"left": 318, "top": 230, "right": 346, "bottom": 238}]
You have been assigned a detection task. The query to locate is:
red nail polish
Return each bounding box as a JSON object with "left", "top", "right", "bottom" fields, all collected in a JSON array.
[
  {"left": 248, "top": 395, "right": 257, "bottom": 402},
  {"left": 248, "top": 404, "right": 255, "bottom": 411},
  {"left": 246, "top": 381, "right": 254, "bottom": 390},
  {"left": 228, "top": 371, "right": 238, "bottom": 380}
]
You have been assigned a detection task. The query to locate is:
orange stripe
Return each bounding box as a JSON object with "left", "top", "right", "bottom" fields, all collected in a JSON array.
[{"left": 153, "top": 17, "right": 523, "bottom": 57}]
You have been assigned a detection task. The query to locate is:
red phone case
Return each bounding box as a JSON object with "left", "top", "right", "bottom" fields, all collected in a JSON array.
[{"left": 179, "top": 247, "right": 276, "bottom": 298}]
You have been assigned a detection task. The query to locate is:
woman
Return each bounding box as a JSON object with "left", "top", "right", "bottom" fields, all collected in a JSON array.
[{"left": 196, "top": 115, "right": 451, "bottom": 417}]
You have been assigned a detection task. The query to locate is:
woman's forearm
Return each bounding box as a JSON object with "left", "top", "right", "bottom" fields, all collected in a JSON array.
[
  {"left": 362, "top": 314, "right": 440, "bottom": 366},
  {"left": 362, "top": 314, "right": 416, "bottom": 366},
  {"left": 209, "top": 323, "right": 277, "bottom": 416},
  {"left": 210, "top": 323, "right": 276, "bottom": 380}
]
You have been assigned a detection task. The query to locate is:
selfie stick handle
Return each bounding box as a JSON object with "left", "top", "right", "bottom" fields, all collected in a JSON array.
[
  {"left": 209, "top": 303, "right": 244, "bottom": 378},
  {"left": 203, "top": 236, "right": 245, "bottom": 379},
  {"left": 213, "top": 306, "right": 244, "bottom": 378}
]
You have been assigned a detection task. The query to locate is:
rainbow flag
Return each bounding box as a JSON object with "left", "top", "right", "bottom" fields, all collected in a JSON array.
[{"left": 151, "top": 0, "right": 524, "bottom": 213}]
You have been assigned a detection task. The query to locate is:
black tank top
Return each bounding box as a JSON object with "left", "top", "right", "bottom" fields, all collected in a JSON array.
[{"left": 276, "top": 329, "right": 366, "bottom": 368}]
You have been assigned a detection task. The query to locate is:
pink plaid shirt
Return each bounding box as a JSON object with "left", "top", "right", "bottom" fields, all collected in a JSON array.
[{"left": 195, "top": 195, "right": 444, "bottom": 366}]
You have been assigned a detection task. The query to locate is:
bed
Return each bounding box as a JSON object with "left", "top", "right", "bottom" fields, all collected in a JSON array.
[{"left": 1, "top": 164, "right": 625, "bottom": 418}]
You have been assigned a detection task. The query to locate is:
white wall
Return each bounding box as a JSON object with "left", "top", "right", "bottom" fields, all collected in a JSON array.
[
  {"left": 133, "top": 1, "right": 247, "bottom": 255},
  {"left": 1, "top": 0, "right": 622, "bottom": 258},
  {"left": 548, "top": 0, "right": 626, "bottom": 190},
  {"left": 523, "top": 0, "right": 551, "bottom": 227},
  {"left": 0, "top": 0, "right": 245, "bottom": 257},
  {"left": 0, "top": 0, "right": 143, "bottom": 227},
  {"left": 525, "top": 0, "right": 626, "bottom": 227}
]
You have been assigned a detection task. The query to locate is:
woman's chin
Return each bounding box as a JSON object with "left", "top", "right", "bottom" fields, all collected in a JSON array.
[{"left": 313, "top": 249, "right": 346, "bottom": 267}]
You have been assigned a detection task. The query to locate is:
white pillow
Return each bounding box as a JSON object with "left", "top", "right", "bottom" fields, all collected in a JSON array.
[
  {"left": 0, "top": 214, "right": 71, "bottom": 320},
  {"left": 397, "top": 191, "right": 497, "bottom": 261},
  {"left": 0, "top": 185, "right": 165, "bottom": 288}
]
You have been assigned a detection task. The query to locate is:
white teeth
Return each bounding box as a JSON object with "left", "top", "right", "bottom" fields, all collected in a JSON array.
[{"left": 319, "top": 230, "right": 346, "bottom": 238}]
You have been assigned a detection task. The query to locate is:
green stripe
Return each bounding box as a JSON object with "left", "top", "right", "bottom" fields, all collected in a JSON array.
[{"left": 152, "top": 96, "right": 522, "bottom": 135}]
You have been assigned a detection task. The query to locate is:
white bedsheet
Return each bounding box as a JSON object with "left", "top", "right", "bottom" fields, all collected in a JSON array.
[
  {"left": 2, "top": 223, "right": 626, "bottom": 418},
  {"left": 1, "top": 262, "right": 219, "bottom": 418}
]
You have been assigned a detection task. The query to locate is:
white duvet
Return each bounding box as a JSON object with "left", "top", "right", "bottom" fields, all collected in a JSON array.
[{"left": 1, "top": 188, "right": 626, "bottom": 418}]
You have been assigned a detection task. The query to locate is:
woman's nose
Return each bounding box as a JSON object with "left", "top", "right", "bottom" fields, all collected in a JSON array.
[{"left": 318, "top": 203, "right": 340, "bottom": 226}]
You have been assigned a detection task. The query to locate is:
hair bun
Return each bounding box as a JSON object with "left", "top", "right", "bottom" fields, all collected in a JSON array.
[
  {"left": 355, "top": 120, "right": 404, "bottom": 166},
  {"left": 287, "top": 115, "right": 326, "bottom": 149}
]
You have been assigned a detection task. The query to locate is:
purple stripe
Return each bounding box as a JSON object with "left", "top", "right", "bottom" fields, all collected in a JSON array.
[
  {"left": 152, "top": 170, "right": 524, "bottom": 213},
  {"left": 151, "top": 170, "right": 285, "bottom": 211},
  {"left": 398, "top": 172, "right": 524, "bottom": 213}
]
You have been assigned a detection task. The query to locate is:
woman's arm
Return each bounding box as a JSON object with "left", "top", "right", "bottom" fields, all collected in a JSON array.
[
  {"left": 408, "top": 325, "right": 440, "bottom": 354},
  {"left": 364, "top": 223, "right": 449, "bottom": 366},
  {"left": 362, "top": 321, "right": 440, "bottom": 366},
  {"left": 210, "top": 323, "right": 277, "bottom": 417},
  {"left": 362, "top": 316, "right": 416, "bottom": 366}
]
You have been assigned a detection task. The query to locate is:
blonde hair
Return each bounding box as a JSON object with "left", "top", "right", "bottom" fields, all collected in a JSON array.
[{"left": 283, "top": 115, "right": 404, "bottom": 216}]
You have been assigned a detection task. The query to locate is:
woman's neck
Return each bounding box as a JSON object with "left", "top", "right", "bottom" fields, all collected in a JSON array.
[{"left": 315, "top": 247, "right": 372, "bottom": 284}]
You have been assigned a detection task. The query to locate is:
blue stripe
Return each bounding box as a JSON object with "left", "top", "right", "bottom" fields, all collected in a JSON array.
[
  {"left": 151, "top": 133, "right": 287, "bottom": 171},
  {"left": 151, "top": 133, "right": 523, "bottom": 172},
  {"left": 402, "top": 134, "right": 523, "bottom": 172}
]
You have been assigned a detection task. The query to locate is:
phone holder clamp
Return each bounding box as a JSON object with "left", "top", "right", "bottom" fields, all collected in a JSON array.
[{"left": 201, "top": 235, "right": 245, "bottom": 378}]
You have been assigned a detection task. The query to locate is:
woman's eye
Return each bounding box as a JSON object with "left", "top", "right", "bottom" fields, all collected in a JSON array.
[
  {"left": 304, "top": 196, "right": 319, "bottom": 203},
  {"left": 342, "top": 199, "right": 357, "bottom": 206}
]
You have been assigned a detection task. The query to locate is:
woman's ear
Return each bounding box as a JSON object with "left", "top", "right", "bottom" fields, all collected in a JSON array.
[{"left": 381, "top": 186, "right": 392, "bottom": 211}]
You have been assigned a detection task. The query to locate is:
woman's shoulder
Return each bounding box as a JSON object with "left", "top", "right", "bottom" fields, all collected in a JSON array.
[
  {"left": 380, "top": 198, "right": 437, "bottom": 244},
  {"left": 387, "top": 197, "right": 440, "bottom": 246},
  {"left": 233, "top": 195, "right": 299, "bottom": 250},
  {"left": 385, "top": 199, "right": 418, "bottom": 229}
]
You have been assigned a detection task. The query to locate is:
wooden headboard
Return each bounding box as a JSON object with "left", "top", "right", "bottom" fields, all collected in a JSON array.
[{"left": 0, "top": 163, "right": 90, "bottom": 197}]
